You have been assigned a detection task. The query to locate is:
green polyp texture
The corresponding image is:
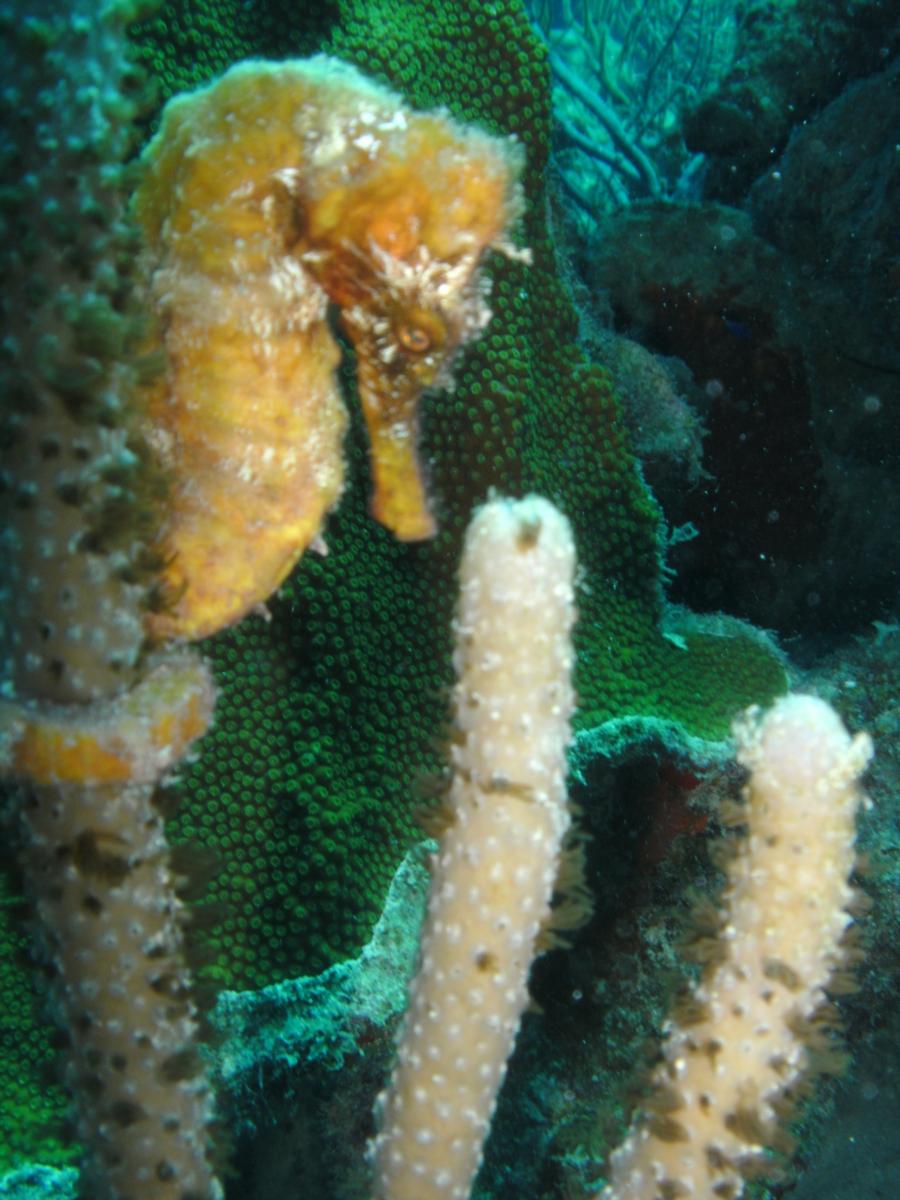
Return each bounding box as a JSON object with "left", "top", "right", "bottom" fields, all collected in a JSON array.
[
  {"left": 122, "top": 0, "right": 784, "bottom": 994},
  {"left": 1, "top": 0, "right": 787, "bottom": 1173},
  {"left": 0, "top": 872, "right": 78, "bottom": 1174}
]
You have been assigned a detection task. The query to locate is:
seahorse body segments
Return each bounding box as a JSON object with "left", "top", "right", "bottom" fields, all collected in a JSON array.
[{"left": 134, "top": 56, "right": 526, "bottom": 642}]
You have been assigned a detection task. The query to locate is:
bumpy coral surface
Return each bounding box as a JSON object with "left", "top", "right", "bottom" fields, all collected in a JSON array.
[
  {"left": 0, "top": 868, "right": 78, "bottom": 1175},
  {"left": 0, "top": 0, "right": 171, "bottom": 1172},
  {"left": 1, "top": 2, "right": 787, "bottom": 1175},
  {"left": 122, "top": 0, "right": 786, "bottom": 993}
]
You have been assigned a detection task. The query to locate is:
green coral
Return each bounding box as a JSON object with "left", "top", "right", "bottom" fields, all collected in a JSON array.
[
  {"left": 125, "top": 0, "right": 784, "bottom": 992},
  {"left": 0, "top": 0, "right": 164, "bottom": 1169},
  {"left": 130, "top": 0, "right": 338, "bottom": 100},
  {"left": 2, "top": 0, "right": 785, "bottom": 1172},
  {"left": 0, "top": 871, "right": 76, "bottom": 1174}
]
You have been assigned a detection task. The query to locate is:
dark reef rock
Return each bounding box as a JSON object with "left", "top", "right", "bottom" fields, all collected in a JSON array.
[
  {"left": 582, "top": 199, "right": 899, "bottom": 642},
  {"left": 683, "top": 0, "right": 899, "bottom": 203}
]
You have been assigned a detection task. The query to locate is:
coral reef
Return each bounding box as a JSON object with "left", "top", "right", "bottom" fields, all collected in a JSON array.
[
  {"left": 0, "top": 0, "right": 160, "bottom": 707},
  {"left": 0, "top": 5, "right": 531, "bottom": 1192},
  {"left": 750, "top": 56, "right": 900, "bottom": 390},
  {"left": 125, "top": 0, "right": 785, "bottom": 1010},
  {"left": 527, "top": 0, "right": 739, "bottom": 213},
  {"left": 14, "top": 2, "right": 882, "bottom": 1197},
  {"left": 601, "top": 695, "right": 871, "bottom": 1199},
  {"left": 578, "top": 195, "right": 899, "bottom": 639},
  {"left": 584, "top": 329, "right": 706, "bottom": 493},
  {"left": 0, "top": 2, "right": 223, "bottom": 1193},
  {"left": 682, "top": 0, "right": 899, "bottom": 202},
  {"left": 371, "top": 497, "right": 577, "bottom": 1200}
]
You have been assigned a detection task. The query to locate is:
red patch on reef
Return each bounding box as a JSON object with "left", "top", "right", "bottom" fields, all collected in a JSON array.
[{"left": 638, "top": 762, "right": 707, "bottom": 868}]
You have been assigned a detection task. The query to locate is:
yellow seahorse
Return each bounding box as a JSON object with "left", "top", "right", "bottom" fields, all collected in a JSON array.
[{"left": 134, "top": 55, "right": 527, "bottom": 642}]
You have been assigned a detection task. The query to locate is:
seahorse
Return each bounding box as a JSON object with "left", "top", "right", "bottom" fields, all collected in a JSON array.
[{"left": 133, "top": 56, "right": 527, "bottom": 642}]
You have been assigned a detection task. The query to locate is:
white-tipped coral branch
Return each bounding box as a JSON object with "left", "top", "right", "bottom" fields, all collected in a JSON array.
[
  {"left": 599, "top": 694, "right": 872, "bottom": 1199},
  {"left": 370, "top": 495, "right": 577, "bottom": 1200}
]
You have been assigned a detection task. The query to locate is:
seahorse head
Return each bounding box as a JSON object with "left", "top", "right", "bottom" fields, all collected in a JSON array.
[{"left": 298, "top": 106, "right": 527, "bottom": 540}]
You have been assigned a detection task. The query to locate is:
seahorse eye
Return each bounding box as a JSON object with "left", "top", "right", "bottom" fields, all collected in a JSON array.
[{"left": 397, "top": 323, "right": 431, "bottom": 354}]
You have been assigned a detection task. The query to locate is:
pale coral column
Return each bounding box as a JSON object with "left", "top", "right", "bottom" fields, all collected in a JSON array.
[
  {"left": 600, "top": 694, "right": 872, "bottom": 1200},
  {"left": 371, "top": 495, "right": 577, "bottom": 1200}
]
